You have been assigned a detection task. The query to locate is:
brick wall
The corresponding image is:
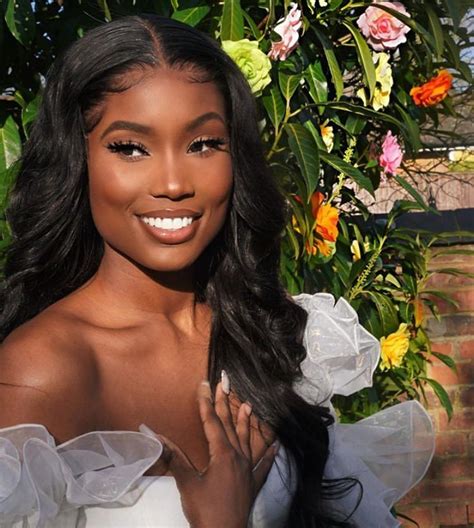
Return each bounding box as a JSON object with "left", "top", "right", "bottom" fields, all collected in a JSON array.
[{"left": 400, "top": 246, "right": 474, "bottom": 527}]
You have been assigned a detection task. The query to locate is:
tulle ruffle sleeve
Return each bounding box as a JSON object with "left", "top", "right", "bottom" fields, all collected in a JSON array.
[
  {"left": 0, "top": 424, "right": 163, "bottom": 528},
  {"left": 292, "top": 292, "right": 435, "bottom": 527}
]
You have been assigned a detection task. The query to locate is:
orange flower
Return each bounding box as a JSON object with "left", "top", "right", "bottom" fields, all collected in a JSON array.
[
  {"left": 410, "top": 70, "right": 453, "bottom": 107},
  {"left": 306, "top": 192, "right": 339, "bottom": 256}
]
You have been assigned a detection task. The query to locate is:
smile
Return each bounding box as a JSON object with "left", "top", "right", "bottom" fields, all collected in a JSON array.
[{"left": 140, "top": 216, "right": 194, "bottom": 230}]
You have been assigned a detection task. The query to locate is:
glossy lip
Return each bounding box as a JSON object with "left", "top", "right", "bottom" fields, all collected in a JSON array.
[
  {"left": 137, "top": 213, "right": 201, "bottom": 245},
  {"left": 137, "top": 208, "right": 202, "bottom": 219}
]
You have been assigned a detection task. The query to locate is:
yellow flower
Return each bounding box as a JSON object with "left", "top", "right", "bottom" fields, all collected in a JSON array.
[
  {"left": 357, "top": 52, "right": 393, "bottom": 111},
  {"left": 379, "top": 323, "right": 410, "bottom": 370},
  {"left": 221, "top": 39, "right": 272, "bottom": 96},
  {"left": 350, "top": 240, "right": 362, "bottom": 261},
  {"left": 320, "top": 122, "right": 334, "bottom": 152}
]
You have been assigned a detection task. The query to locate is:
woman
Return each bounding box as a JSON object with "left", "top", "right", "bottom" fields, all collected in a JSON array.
[{"left": 0, "top": 15, "right": 433, "bottom": 528}]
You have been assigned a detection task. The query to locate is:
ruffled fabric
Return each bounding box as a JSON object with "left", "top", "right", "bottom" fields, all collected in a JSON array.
[
  {"left": 0, "top": 292, "right": 435, "bottom": 528},
  {"left": 294, "top": 292, "right": 435, "bottom": 527},
  {"left": 0, "top": 425, "right": 162, "bottom": 527}
]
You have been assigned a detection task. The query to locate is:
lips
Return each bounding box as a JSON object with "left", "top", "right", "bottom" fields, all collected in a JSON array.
[{"left": 136, "top": 208, "right": 202, "bottom": 244}]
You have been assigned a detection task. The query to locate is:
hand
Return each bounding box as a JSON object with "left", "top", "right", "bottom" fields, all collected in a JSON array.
[{"left": 153, "top": 380, "right": 278, "bottom": 528}]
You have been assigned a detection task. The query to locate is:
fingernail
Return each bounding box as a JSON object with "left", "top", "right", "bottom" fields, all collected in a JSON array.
[
  {"left": 221, "top": 369, "right": 230, "bottom": 395},
  {"left": 244, "top": 402, "right": 252, "bottom": 416}
]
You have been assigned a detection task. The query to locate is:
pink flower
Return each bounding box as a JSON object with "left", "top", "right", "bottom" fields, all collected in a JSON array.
[
  {"left": 268, "top": 3, "right": 302, "bottom": 61},
  {"left": 379, "top": 131, "right": 403, "bottom": 176},
  {"left": 357, "top": 2, "right": 411, "bottom": 51}
]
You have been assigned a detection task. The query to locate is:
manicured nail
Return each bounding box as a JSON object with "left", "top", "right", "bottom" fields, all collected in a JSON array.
[
  {"left": 244, "top": 402, "right": 252, "bottom": 416},
  {"left": 221, "top": 369, "right": 230, "bottom": 395}
]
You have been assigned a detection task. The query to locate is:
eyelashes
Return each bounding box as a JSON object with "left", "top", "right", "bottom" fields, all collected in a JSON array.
[{"left": 106, "top": 137, "right": 229, "bottom": 160}]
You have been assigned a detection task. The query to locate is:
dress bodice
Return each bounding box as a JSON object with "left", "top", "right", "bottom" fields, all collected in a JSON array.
[{"left": 0, "top": 293, "right": 435, "bottom": 528}]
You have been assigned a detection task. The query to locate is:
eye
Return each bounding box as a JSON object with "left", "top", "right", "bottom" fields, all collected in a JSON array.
[
  {"left": 107, "top": 140, "right": 150, "bottom": 159},
  {"left": 188, "top": 137, "right": 229, "bottom": 156}
]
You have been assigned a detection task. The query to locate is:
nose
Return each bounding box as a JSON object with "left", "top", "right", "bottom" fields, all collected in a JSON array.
[{"left": 149, "top": 150, "right": 195, "bottom": 201}]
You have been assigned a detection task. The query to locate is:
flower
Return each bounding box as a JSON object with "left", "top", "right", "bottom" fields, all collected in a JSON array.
[
  {"left": 320, "top": 122, "right": 334, "bottom": 152},
  {"left": 379, "top": 130, "right": 403, "bottom": 176},
  {"left": 380, "top": 323, "right": 410, "bottom": 370},
  {"left": 357, "top": 1, "right": 411, "bottom": 51},
  {"left": 413, "top": 297, "right": 424, "bottom": 327},
  {"left": 268, "top": 3, "right": 302, "bottom": 61},
  {"left": 410, "top": 70, "right": 453, "bottom": 107},
  {"left": 222, "top": 39, "right": 272, "bottom": 96},
  {"left": 350, "top": 240, "right": 362, "bottom": 261},
  {"left": 307, "top": 192, "right": 339, "bottom": 257},
  {"left": 357, "top": 52, "right": 393, "bottom": 111}
]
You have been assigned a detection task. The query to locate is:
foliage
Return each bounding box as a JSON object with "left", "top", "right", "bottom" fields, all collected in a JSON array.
[{"left": 0, "top": 0, "right": 473, "bottom": 422}]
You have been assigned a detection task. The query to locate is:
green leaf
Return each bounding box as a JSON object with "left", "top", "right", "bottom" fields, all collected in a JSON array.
[
  {"left": 431, "top": 351, "right": 457, "bottom": 372},
  {"left": 426, "top": 5, "right": 444, "bottom": 59},
  {"left": 97, "top": 0, "right": 112, "bottom": 21},
  {"left": 305, "top": 62, "right": 328, "bottom": 104},
  {"left": 22, "top": 94, "right": 41, "bottom": 136},
  {"left": 172, "top": 6, "right": 210, "bottom": 26},
  {"left": 242, "top": 10, "right": 262, "bottom": 39},
  {"left": 262, "top": 86, "right": 285, "bottom": 129},
  {"left": 317, "top": 102, "right": 409, "bottom": 142},
  {"left": 4, "top": 0, "right": 35, "bottom": 46},
  {"left": 367, "top": 291, "right": 399, "bottom": 335},
  {"left": 220, "top": 0, "right": 244, "bottom": 41},
  {"left": 278, "top": 71, "right": 302, "bottom": 102},
  {"left": 285, "top": 123, "right": 320, "bottom": 199},
  {"left": 395, "top": 104, "right": 421, "bottom": 153},
  {"left": 320, "top": 151, "right": 374, "bottom": 194},
  {"left": 393, "top": 175, "right": 432, "bottom": 212},
  {"left": 424, "top": 377, "right": 453, "bottom": 420},
  {"left": 312, "top": 27, "right": 343, "bottom": 100},
  {"left": 443, "top": 0, "right": 461, "bottom": 31},
  {"left": 343, "top": 20, "right": 376, "bottom": 101},
  {"left": 0, "top": 117, "right": 21, "bottom": 173}
]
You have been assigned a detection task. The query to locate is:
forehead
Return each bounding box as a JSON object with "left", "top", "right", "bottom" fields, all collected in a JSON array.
[{"left": 91, "top": 67, "right": 228, "bottom": 134}]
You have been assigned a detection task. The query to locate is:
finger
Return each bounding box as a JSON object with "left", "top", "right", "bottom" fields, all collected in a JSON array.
[
  {"left": 198, "top": 380, "right": 232, "bottom": 458},
  {"left": 252, "top": 441, "right": 279, "bottom": 496},
  {"left": 214, "top": 374, "right": 241, "bottom": 453},
  {"left": 157, "top": 434, "right": 199, "bottom": 481},
  {"left": 236, "top": 402, "right": 252, "bottom": 460}
]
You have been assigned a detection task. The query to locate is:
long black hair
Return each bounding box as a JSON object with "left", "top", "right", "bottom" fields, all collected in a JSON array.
[{"left": 0, "top": 15, "right": 358, "bottom": 526}]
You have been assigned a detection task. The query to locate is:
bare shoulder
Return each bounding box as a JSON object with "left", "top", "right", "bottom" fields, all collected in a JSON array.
[{"left": 0, "top": 307, "right": 99, "bottom": 441}]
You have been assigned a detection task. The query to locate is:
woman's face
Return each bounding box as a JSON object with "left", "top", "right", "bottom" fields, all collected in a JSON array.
[{"left": 86, "top": 67, "right": 233, "bottom": 272}]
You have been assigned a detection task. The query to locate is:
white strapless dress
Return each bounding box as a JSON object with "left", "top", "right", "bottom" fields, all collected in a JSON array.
[{"left": 0, "top": 294, "right": 435, "bottom": 528}]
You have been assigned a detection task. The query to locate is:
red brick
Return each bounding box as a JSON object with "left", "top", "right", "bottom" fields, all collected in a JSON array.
[
  {"left": 439, "top": 408, "right": 474, "bottom": 431},
  {"left": 428, "top": 361, "right": 459, "bottom": 386},
  {"left": 468, "top": 502, "right": 474, "bottom": 523},
  {"left": 436, "top": 502, "right": 469, "bottom": 525},
  {"left": 428, "top": 456, "right": 474, "bottom": 480},
  {"left": 469, "top": 433, "right": 474, "bottom": 456},
  {"left": 418, "top": 481, "right": 474, "bottom": 501},
  {"left": 460, "top": 386, "right": 474, "bottom": 407},
  {"left": 426, "top": 314, "right": 474, "bottom": 338},
  {"left": 427, "top": 270, "right": 474, "bottom": 288},
  {"left": 431, "top": 341, "right": 455, "bottom": 355},
  {"left": 399, "top": 505, "right": 435, "bottom": 527},
  {"left": 435, "top": 433, "right": 467, "bottom": 456},
  {"left": 434, "top": 289, "right": 474, "bottom": 314},
  {"left": 460, "top": 340, "right": 474, "bottom": 360}
]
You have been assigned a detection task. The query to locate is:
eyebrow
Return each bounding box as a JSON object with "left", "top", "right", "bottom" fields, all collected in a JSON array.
[{"left": 100, "top": 112, "right": 226, "bottom": 140}]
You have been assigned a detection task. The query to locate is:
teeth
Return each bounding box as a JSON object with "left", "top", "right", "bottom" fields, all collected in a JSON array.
[{"left": 140, "top": 216, "right": 194, "bottom": 230}]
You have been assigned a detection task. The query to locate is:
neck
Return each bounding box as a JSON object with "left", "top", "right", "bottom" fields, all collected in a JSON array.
[{"left": 81, "top": 245, "right": 203, "bottom": 326}]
